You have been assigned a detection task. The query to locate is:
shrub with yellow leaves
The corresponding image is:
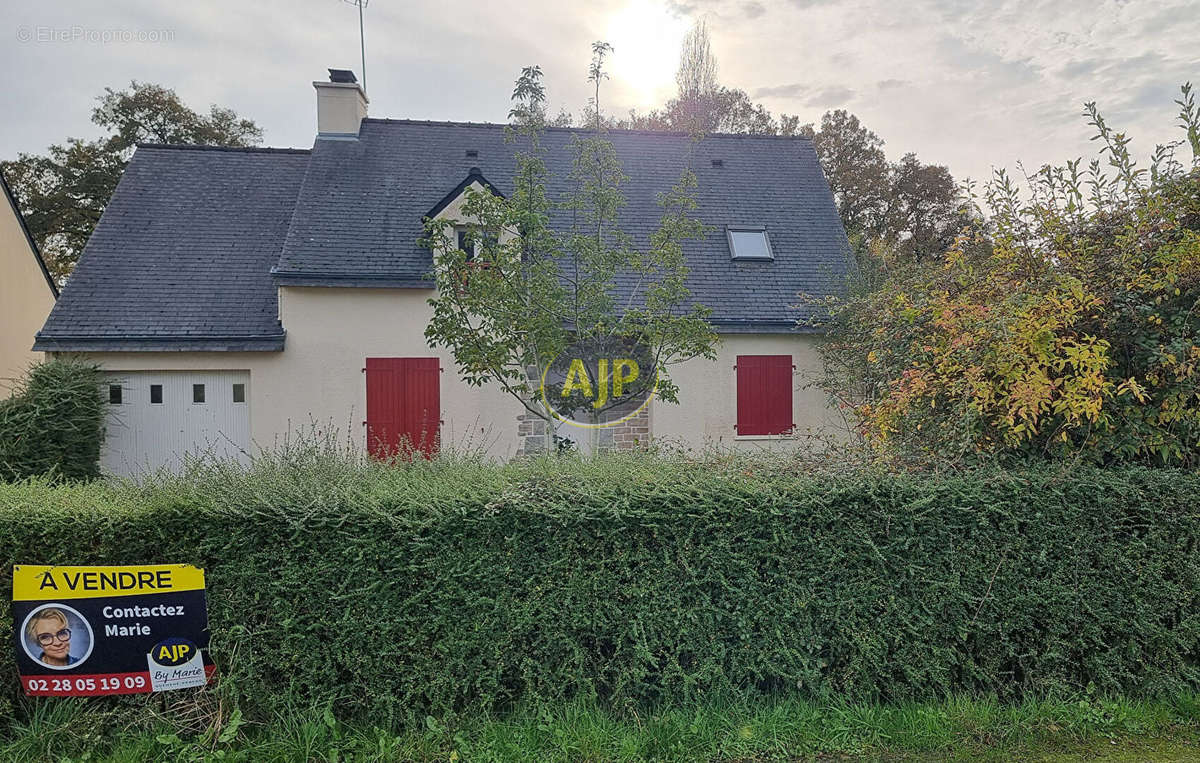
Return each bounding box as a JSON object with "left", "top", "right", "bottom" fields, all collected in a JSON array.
[{"left": 818, "top": 84, "right": 1200, "bottom": 466}]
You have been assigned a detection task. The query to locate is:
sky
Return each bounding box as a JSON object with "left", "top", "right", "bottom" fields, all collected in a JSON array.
[{"left": 2, "top": 0, "right": 1197, "bottom": 185}]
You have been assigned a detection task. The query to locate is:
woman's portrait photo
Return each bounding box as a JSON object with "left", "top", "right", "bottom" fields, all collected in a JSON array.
[{"left": 21, "top": 604, "right": 94, "bottom": 670}]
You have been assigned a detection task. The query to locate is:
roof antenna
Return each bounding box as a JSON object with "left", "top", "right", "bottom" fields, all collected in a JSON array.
[{"left": 341, "top": 0, "right": 369, "bottom": 92}]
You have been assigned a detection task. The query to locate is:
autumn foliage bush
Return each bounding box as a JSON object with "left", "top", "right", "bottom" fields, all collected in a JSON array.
[{"left": 819, "top": 86, "right": 1200, "bottom": 466}]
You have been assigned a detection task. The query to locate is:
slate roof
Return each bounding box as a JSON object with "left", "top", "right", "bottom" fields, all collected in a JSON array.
[
  {"left": 37, "top": 119, "right": 850, "bottom": 351},
  {"left": 275, "top": 119, "right": 851, "bottom": 331},
  {"left": 35, "top": 145, "right": 310, "bottom": 352}
]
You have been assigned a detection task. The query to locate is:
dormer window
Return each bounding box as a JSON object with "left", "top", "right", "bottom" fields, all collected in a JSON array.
[
  {"left": 727, "top": 226, "right": 773, "bottom": 261},
  {"left": 456, "top": 227, "right": 472, "bottom": 257},
  {"left": 451, "top": 226, "right": 501, "bottom": 291},
  {"left": 455, "top": 226, "right": 498, "bottom": 262}
]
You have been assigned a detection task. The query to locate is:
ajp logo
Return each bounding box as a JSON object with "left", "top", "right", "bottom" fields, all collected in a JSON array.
[
  {"left": 540, "top": 337, "right": 657, "bottom": 428},
  {"left": 149, "top": 637, "right": 198, "bottom": 668}
]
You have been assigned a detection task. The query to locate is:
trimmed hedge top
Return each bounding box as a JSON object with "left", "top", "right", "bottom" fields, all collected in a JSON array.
[{"left": 1, "top": 453, "right": 1197, "bottom": 724}]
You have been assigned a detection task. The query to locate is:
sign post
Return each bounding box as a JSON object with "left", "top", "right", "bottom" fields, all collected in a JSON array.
[{"left": 12, "top": 564, "right": 213, "bottom": 697}]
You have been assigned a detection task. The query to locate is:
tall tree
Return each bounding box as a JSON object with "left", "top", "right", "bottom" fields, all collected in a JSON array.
[
  {"left": 804, "top": 110, "right": 962, "bottom": 262},
  {"left": 620, "top": 20, "right": 801, "bottom": 137},
  {"left": 672, "top": 19, "right": 720, "bottom": 135},
  {"left": 2, "top": 82, "right": 262, "bottom": 281},
  {"left": 423, "top": 49, "right": 718, "bottom": 451},
  {"left": 882, "top": 152, "right": 961, "bottom": 261},
  {"left": 676, "top": 19, "right": 719, "bottom": 98},
  {"left": 807, "top": 110, "right": 890, "bottom": 235}
]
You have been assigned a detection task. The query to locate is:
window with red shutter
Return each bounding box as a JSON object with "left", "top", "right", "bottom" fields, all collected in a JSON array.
[{"left": 735, "top": 355, "right": 794, "bottom": 436}]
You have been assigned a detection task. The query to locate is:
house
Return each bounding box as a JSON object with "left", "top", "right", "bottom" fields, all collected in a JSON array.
[
  {"left": 0, "top": 170, "right": 58, "bottom": 381},
  {"left": 35, "top": 69, "right": 851, "bottom": 475}
]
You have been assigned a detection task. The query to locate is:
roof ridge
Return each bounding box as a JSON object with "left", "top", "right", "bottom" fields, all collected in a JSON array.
[
  {"left": 360, "top": 117, "right": 813, "bottom": 141},
  {"left": 135, "top": 143, "right": 312, "bottom": 155}
]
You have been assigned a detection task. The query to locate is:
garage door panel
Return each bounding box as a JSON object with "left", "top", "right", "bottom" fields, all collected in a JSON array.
[{"left": 101, "top": 371, "right": 250, "bottom": 476}]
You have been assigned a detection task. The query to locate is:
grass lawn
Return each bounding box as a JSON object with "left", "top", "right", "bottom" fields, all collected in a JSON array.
[{"left": 2, "top": 693, "right": 1197, "bottom": 761}]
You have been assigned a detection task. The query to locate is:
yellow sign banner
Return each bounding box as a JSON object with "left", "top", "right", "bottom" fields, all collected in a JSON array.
[{"left": 12, "top": 565, "right": 205, "bottom": 601}]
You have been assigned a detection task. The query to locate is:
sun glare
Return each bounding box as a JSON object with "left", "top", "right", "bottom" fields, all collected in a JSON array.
[{"left": 604, "top": 0, "right": 690, "bottom": 108}]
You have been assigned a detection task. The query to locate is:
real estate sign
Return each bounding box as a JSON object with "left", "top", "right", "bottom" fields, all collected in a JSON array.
[{"left": 12, "top": 564, "right": 213, "bottom": 696}]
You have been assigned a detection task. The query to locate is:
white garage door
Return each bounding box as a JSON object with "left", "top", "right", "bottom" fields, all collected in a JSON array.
[{"left": 100, "top": 371, "right": 251, "bottom": 476}]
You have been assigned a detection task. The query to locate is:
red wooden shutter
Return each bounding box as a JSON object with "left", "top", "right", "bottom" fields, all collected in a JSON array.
[
  {"left": 365, "top": 358, "right": 441, "bottom": 460},
  {"left": 735, "top": 355, "right": 793, "bottom": 436},
  {"left": 365, "top": 358, "right": 401, "bottom": 459},
  {"left": 404, "top": 358, "right": 441, "bottom": 458}
]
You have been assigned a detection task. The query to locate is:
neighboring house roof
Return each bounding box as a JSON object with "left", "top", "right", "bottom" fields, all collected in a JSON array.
[
  {"left": 37, "top": 120, "right": 850, "bottom": 351},
  {"left": 1, "top": 169, "right": 59, "bottom": 298},
  {"left": 35, "top": 145, "right": 310, "bottom": 352},
  {"left": 274, "top": 120, "right": 851, "bottom": 330}
]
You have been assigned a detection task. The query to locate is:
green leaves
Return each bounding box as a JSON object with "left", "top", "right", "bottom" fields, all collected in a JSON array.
[
  {"left": 1, "top": 459, "right": 1196, "bottom": 725},
  {"left": 0, "top": 359, "right": 105, "bottom": 482},
  {"left": 508, "top": 66, "right": 546, "bottom": 125},
  {"left": 423, "top": 63, "right": 718, "bottom": 444}
]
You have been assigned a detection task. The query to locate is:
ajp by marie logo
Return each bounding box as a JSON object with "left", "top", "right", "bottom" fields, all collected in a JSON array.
[
  {"left": 540, "top": 337, "right": 657, "bottom": 428},
  {"left": 147, "top": 636, "right": 207, "bottom": 692}
]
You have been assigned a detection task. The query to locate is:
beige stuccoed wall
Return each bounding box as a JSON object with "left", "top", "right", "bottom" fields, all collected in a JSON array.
[
  {"left": 75, "top": 320, "right": 839, "bottom": 461},
  {"left": 71, "top": 274, "right": 840, "bottom": 462},
  {"left": 274, "top": 286, "right": 525, "bottom": 458},
  {"left": 74, "top": 317, "right": 841, "bottom": 461},
  {"left": 69, "top": 288, "right": 527, "bottom": 460},
  {"left": 70, "top": 328, "right": 840, "bottom": 461},
  {"left": 0, "top": 196, "right": 55, "bottom": 382},
  {"left": 651, "top": 333, "right": 841, "bottom": 453}
]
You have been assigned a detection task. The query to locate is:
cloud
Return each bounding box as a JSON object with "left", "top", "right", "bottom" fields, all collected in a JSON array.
[
  {"left": 1059, "top": 51, "right": 1166, "bottom": 82},
  {"left": 753, "top": 83, "right": 855, "bottom": 107},
  {"left": 1058, "top": 59, "right": 1101, "bottom": 79},
  {"left": 2, "top": 0, "right": 1196, "bottom": 195},
  {"left": 664, "top": 0, "right": 700, "bottom": 16},
  {"left": 742, "top": 1, "right": 766, "bottom": 18},
  {"left": 665, "top": 0, "right": 769, "bottom": 21},
  {"left": 807, "top": 86, "right": 855, "bottom": 106},
  {"left": 932, "top": 32, "right": 1042, "bottom": 87},
  {"left": 753, "top": 83, "right": 808, "bottom": 98}
]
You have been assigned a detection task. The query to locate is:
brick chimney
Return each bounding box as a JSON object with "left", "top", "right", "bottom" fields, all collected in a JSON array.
[{"left": 313, "top": 69, "right": 368, "bottom": 137}]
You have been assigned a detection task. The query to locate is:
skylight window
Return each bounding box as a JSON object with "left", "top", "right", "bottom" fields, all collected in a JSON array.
[{"left": 727, "top": 227, "right": 773, "bottom": 261}]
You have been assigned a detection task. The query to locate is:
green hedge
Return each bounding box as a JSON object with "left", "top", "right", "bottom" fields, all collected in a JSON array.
[
  {"left": 0, "top": 359, "right": 104, "bottom": 482},
  {"left": 1, "top": 455, "right": 1197, "bottom": 725}
]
